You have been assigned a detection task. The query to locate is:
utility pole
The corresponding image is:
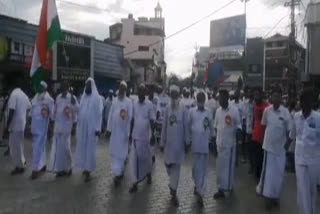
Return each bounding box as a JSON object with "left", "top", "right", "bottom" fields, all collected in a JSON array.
[{"left": 285, "top": 0, "right": 300, "bottom": 104}]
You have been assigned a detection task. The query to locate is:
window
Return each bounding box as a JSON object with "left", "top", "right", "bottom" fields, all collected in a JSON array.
[
  {"left": 138, "top": 46, "right": 149, "bottom": 52},
  {"left": 277, "top": 41, "right": 284, "bottom": 47}
]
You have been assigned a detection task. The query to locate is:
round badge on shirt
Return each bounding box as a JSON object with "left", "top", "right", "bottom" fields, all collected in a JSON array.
[
  {"left": 169, "top": 114, "right": 177, "bottom": 126},
  {"left": 120, "top": 109, "right": 127, "bottom": 120},
  {"left": 41, "top": 105, "right": 49, "bottom": 119},
  {"left": 225, "top": 115, "right": 232, "bottom": 126},
  {"left": 203, "top": 117, "right": 209, "bottom": 130},
  {"left": 63, "top": 106, "right": 71, "bottom": 119}
]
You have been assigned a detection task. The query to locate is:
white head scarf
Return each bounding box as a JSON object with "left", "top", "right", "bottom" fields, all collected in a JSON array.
[
  {"left": 80, "top": 77, "right": 99, "bottom": 105},
  {"left": 169, "top": 84, "right": 180, "bottom": 94},
  {"left": 40, "top": 81, "right": 48, "bottom": 89}
]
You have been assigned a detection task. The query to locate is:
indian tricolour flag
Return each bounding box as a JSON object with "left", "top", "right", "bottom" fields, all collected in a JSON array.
[{"left": 30, "top": 0, "right": 63, "bottom": 92}]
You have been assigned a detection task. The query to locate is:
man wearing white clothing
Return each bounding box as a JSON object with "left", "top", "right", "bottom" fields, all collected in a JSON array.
[
  {"left": 256, "top": 88, "right": 291, "bottom": 210},
  {"left": 289, "top": 89, "right": 320, "bottom": 214},
  {"left": 104, "top": 89, "right": 113, "bottom": 131},
  {"left": 213, "top": 90, "right": 241, "bottom": 199},
  {"left": 188, "top": 91, "right": 213, "bottom": 207},
  {"left": 49, "top": 82, "right": 78, "bottom": 178},
  {"left": 107, "top": 81, "right": 133, "bottom": 187},
  {"left": 160, "top": 85, "right": 187, "bottom": 207},
  {"left": 129, "top": 84, "right": 155, "bottom": 193},
  {"left": 74, "top": 78, "right": 103, "bottom": 182},
  {"left": 6, "top": 80, "right": 31, "bottom": 175},
  {"left": 30, "top": 81, "right": 54, "bottom": 180}
]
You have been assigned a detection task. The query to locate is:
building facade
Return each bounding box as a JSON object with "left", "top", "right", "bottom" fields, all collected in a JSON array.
[
  {"left": 108, "top": 3, "right": 166, "bottom": 87},
  {"left": 0, "top": 14, "right": 125, "bottom": 96},
  {"left": 263, "top": 33, "right": 305, "bottom": 93}
]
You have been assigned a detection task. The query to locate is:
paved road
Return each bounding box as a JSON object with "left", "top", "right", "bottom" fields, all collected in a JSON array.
[{"left": 0, "top": 137, "right": 318, "bottom": 214}]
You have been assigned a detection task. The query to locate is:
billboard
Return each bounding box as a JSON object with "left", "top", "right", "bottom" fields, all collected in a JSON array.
[
  {"left": 56, "top": 32, "right": 91, "bottom": 81},
  {"left": 210, "top": 15, "right": 246, "bottom": 48}
]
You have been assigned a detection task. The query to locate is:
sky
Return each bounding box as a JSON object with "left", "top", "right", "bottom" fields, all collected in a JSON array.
[{"left": 0, "top": 0, "right": 313, "bottom": 78}]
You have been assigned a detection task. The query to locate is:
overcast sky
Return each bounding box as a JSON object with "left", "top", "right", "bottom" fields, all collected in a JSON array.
[{"left": 0, "top": 0, "right": 313, "bottom": 77}]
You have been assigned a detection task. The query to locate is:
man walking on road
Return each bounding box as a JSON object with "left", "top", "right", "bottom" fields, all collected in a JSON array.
[
  {"left": 107, "top": 81, "right": 132, "bottom": 187},
  {"left": 49, "top": 82, "right": 78, "bottom": 178},
  {"left": 129, "top": 84, "right": 155, "bottom": 193},
  {"left": 160, "top": 85, "right": 188, "bottom": 207},
  {"left": 30, "top": 81, "right": 54, "bottom": 180},
  {"left": 188, "top": 91, "right": 213, "bottom": 207},
  {"left": 6, "top": 79, "right": 31, "bottom": 175},
  {"left": 74, "top": 78, "right": 103, "bottom": 182},
  {"left": 256, "top": 88, "right": 291, "bottom": 210},
  {"left": 290, "top": 89, "right": 320, "bottom": 214},
  {"left": 213, "top": 90, "right": 241, "bottom": 199}
]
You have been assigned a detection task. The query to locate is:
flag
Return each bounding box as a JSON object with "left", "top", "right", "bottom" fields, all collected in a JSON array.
[
  {"left": 204, "top": 59, "right": 226, "bottom": 88},
  {"left": 30, "top": 0, "right": 63, "bottom": 92}
]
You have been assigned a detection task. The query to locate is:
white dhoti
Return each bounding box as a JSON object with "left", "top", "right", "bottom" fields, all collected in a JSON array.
[
  {"left": 130, "top": 140, "right": 152, "bottom": 184},
  {"left": 257, "top": 151, "right": 286, "bottom": 199},
  {"left": 48, "top": 133, "right": 72, "bottom": 172},
  {"left": 296, "top": 164, "right": 320, "bottom": 214},
  {"left": 9, "top": 131, "right": 25, "bottom": 168},
  {"left": 192, "top": 153, "right": 208, "bottom": 197},
  {"left": 111, "top": 155, "right": 126, "bottom": 177},
  {"left": 31, "top": 133, "right": 47, "bottom": 171},
  {"left": 217, "top": 146, "right": 236, "bottom": 192},
  {"left": 165, "top": 163, "right": 181, "bottom": 191},
  {"left": 74, "top": 131, "right": 98, "bottom": 172}
]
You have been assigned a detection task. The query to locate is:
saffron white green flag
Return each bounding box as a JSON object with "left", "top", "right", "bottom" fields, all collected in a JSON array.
[{"left": 30, "top": 0, "right": 63, "bottom": 92}]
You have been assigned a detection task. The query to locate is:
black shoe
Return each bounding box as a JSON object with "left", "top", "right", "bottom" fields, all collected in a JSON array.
[
  {"left": 30, "top": 171, "right": 39, "bottom": 180},
  {"left": 197, "top": 196, "right": 204, "bottom": 208},
  {"left": 129, "top": 184, "right": 138, "bottom": 193},
  {"left": 114, "top": 177, "right": 120, "bottom": 187},
  {"left": 193, "top": 187, "right": 199, "bottom": 196},
  {"left": 171, "top": 196, "right": 180, "bottom": 207},
  {"left": 55, "top": 171, "right": 65, "bottom": 178},
  {"left": 213, "top": 190, "right": 225, "bottom": 200},
  {"left": 265, "top": 200, "right": 273, "bottom": 211},
  {"left": 11, "top": 167, "right": 24, "bottom": 175},
  {"left": 84, "top": 172, "right": 91, "bottom": 183},
  {"left": 147, "top": 174, "right": 152, "bottom": 184},
  {"left": 272, "top": 200, "right": 280, "bottom": 208},
  {"left": 40, "top": 166, "right": 47, "bottom": 172}
]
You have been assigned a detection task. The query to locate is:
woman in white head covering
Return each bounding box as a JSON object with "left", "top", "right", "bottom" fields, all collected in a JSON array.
[{"left": 74, "top": 78, "right": 103, "bottom": 182}]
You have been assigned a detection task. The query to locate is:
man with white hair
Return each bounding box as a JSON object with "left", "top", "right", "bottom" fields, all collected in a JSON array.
[
  {"left": 30, "top": 81, "right": 54, "bottom": 180},
  {"left": 5, "top": 78, "right": 31, "bottom": 175},
  {"left": 160, "top": 84, "right": 187, "bottom": 207},
  {"left": 48, "top": 81, "right": 77, "bottom": 178},
  {"left": 107, "top": 81, "right": 133, "bottom": 186},
  {"left": 188, "top": 90, "right": 213, "bottom": 207},
  {"left": 129, "top": 83, "right": 156, "bottom": 193},
  {"left": 74, "top": 78, "right": 103, "bottom": 182}
]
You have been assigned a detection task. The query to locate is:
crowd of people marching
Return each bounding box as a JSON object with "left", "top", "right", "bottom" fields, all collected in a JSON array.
[{"left": 0, "top": 77, "right": 320, "bottom": 214}]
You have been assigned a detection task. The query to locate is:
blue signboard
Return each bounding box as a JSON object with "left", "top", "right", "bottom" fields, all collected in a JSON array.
[{"left": 210, "top": 15, "right": 246, "bottom": 48}]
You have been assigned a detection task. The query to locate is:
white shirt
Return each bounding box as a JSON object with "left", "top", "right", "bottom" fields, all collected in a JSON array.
[
  {"left": 132, "top": 99, "right": 156, "bottom": 141},
  {"left": 261, "top": 105, "right": 291, "bottom": 155},
  {"left": 8, "top": 88, "right": 31, "bottom": 132},
  {"left": 53, "top": 93, "right": 78, "bottom": 134},
  {"left": 214, "top": 105, "right": 241, "bottom": 149},
  {"left": 180, "top": 97, "right": 194, "bottom": 110},
  {"left": 290, "top": 111, "right": 320, "bottom": 165},
  {"left": 158, "top": 94, "right": 170, "bottom": 122},
  {"left": 188, "top": 107, "right": 213, "bottom": 154}
]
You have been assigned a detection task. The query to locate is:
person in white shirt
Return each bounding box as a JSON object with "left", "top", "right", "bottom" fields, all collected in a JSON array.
[
  {"left": 180, "top": 88, "right": 194, "bottom": 110},
  {"left": 160, "top": 85, "right": 187, "bottom": 207},
  {"left": 188, "top": 91, "right": 213, "bottom": 207},
  {"left": 213, "top": 90, "right": 241, "bottom": 199},
  {"left": 289, "top": 89, "right": 320, "bottom": 214},
  {"left": 48, "top": 82, "right": 78, "bottom": 178},
  {"left": 129, "top": 84, "right": 156, "bottom": 193},
  {"left": 104, "top": 89, "right": 114, "bottom": 132},
  {"left": 30, "top": 81, "right": 54, "bottom": 180},
  {"left": 5, "top": 81, "right": 31, "bottom": 175},
  {"left": 256, "top": 88, "right": 291, "bottom": 210},
  {"left": 107, "top": 81, "right": 133, "bottom": 187},
  {"left": 74, "top": 78, "right": 103, "bottom": 182},
  {"left": 244, "top": 89, "right": 255, "bottom": 174}
]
